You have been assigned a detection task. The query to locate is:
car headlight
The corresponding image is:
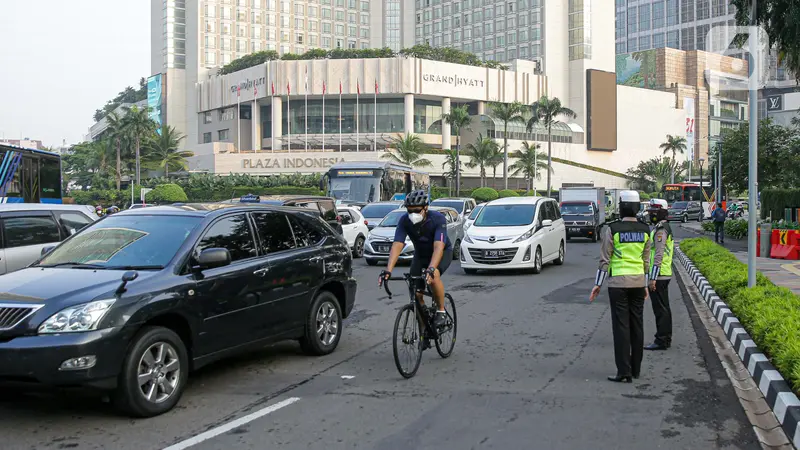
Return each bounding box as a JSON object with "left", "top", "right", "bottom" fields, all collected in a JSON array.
[
  {"left": 464, "top": 234, "right": 474, "bottom": 244},
  {"left": 513, "top": 228, "right": 535, "bottom": 243},
  {"left": 38, "top": 299, "right": 116, "bottom": 334},
  {"left": 586, "top": 220, "right": 594, "bottom": 226}
]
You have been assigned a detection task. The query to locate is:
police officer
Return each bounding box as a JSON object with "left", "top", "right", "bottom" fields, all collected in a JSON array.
[
  {"left": 590, "top": 190, "right": 651, "bottom": 383},
  {"left": 645, "top": 204, "right": 674, "bottom": 350}
]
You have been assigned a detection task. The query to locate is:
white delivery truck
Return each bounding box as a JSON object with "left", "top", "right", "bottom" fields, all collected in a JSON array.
[{"left": 559, "top": 187, "right": 606, "bottom": 242}]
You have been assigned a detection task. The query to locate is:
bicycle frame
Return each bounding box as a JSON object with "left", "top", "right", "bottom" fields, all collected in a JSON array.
[{"left": 383, "top": 274, "right": 440, "bottom": 342}]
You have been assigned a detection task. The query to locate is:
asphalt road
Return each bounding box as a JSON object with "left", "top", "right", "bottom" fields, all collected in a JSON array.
[{"left": 0, "top": 227, "right": 760, "bottom": 450}]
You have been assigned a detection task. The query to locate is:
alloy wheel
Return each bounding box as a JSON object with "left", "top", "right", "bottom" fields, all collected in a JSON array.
[
  {"left": 316, "top": 301, "right": 339, "bottom": 346},
  {"left": 137, "top": 342, "right": 181, "bottom": 404}
]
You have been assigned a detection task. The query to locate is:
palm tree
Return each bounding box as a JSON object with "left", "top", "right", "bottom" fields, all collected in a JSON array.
[
  {"left": 791, "top": 114, "right": 800, "bottom": 128},
  {"left": 659, "top": 134, "right": 687, "bottom": 183},
  {"left": 105, "top": 111, "right": 126, "bottom": 189},
  {"left": 441, "top": 149, "right": 462, "bottom": 196},
  {"left": 122, "top": 105, "right": 157, "bottom": 185},
  {"left": 465, "top": 134, "right": 500, "bottom": 187},
  {"left": 145, "top": 125, "right": 193, "bottom": 177},
  {"left": 488, "top": 146, "right": 504, "bottom": 188},
  {"left": 381, "top": 134, "right": 433, "bottom": 167},
  {"left": 489, "top": 101, "right": 527, "bottom": 190},
  {"left": 510, "top": 141, "right": 551, "bottom": 194},
  {"left": 526, "top": 95, "right": 576, "bottom": 197},
  {"left": 441, "top": 105, "right": 472, "bottom": 196}
]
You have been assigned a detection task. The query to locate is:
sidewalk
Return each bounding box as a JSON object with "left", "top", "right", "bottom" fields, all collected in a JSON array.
[{"left": 679, "top": 222, "right": 800, "bottom": 296}]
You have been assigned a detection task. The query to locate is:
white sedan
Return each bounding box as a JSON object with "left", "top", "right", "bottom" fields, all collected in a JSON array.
[{"left": 338, "top": 207, "right": 370, "bottom": 258}]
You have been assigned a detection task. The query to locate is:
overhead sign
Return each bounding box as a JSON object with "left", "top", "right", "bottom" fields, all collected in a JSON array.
[
  {"left": 335, "top": 170, "right": 375, "bottom": 177},
  {"left": 683, "top": 97, "right": 695, "bottom": 162},
  {"left": 241, "top": 156, "right": 345, "bottom": 170},
  {"left": 766, "top": 95, "right": 783, "bottom": 111},
  {"left": 240, "top": 194, "right": 261, "bottom": 203},
  {"left": 664, "top": 186, "right": 681, "bottom": 191},
  {"left": 147, "top": 74, "right": 163, "bottom": 133}
]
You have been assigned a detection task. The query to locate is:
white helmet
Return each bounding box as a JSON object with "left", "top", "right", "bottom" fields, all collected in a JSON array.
[
  {"left": 649, "top": 199, "right": 668, "bottom": 209},
  {"left": 619, "top": 190, "right": 640, "bottom": 203}
]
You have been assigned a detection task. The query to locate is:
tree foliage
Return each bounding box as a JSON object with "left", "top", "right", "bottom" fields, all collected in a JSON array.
[
  {"left": 527, "top": 95, "right": 576, "bottom": 197},
  {"left": 381, "top": 134, "right": 432, "bottom": 167},
  {"left": 510, "top": 141, "right": 551, "bottom": 193},
  {"left": 489, "top": 101, "right": 527, "bottom": 190},
  {"left": 626, "top": 156, "right": 688, "bottom": 192},
  {"left": 93, "top": 77, "right": 148, "bottom": 122},
  {"left": 465, "top": 134, "right": 500, "bottom": 187},
  {"left": 719, "top": 118, "right": 800, "bottom": 193},
  {"left": 730, "top": 0, "right": 800, "bottom": 83},
  {"left": 219, "top": 45, "right": 508, "bottom": 75}
]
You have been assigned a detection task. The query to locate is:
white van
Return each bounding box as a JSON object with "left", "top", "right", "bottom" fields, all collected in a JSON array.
[{"left": 0, "top": 204, "right": 99, "bottom": 275}]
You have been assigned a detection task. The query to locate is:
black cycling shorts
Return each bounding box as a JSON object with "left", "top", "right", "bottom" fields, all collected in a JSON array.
[{"left": 410, "top": 250, "right": 453, "bottom": 278}]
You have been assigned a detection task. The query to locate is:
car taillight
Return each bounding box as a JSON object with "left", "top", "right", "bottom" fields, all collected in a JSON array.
[
  {"left": 364, "top": 220, "right": 369, "bottom": 226},
  {"left": 336, "top": 215, "right": 342, "bottom": 223}
]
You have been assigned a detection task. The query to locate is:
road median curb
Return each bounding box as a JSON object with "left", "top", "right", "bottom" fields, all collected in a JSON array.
[{"left": 676, "top": 248, "right": 800, "bottom": 449}]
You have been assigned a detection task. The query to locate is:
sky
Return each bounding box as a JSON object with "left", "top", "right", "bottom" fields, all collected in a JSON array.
[{"left": 0, "top": 1, "right": 150, "bottom": 148}]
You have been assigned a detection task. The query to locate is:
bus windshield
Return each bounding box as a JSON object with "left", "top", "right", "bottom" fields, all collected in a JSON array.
[{"left": 329, "top": 175, "right": 381, "bottom": 204}]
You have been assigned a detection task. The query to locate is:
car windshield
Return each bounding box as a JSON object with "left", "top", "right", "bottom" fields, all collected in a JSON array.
[
  {"left": 474, "top": 204, "right": 536, "bottom": 227},
  {"left": 361, "top": 203, "right": 399, "bottom": 218},
  {"left": 468, "top": 204, "right": 484, "bottom": 220},
  {"left": 560, "top": 203, "right": 593, "bottom": 215},
  {"left": 37, "top": 215, "right": 201, "bottom": 269},
  {"left": 672, "top": 201, "right": 688, "bottom": 209},
  {"left": 378, "top": 211, "right": 405, "bottom": 227},
  {"left": 430, "top": 200, "right": 464, "bottom": 213}
]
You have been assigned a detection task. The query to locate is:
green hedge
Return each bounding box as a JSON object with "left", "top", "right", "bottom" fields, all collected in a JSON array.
[
  {"left": 681, "top": 238, "right": 800, "bottom": 392},
  {"left": 497, "top": 189, "right": 520, "bottom": 198},
  {"left": 147, "top": 184, "right": 188, "bottom": 203},
  {"left": 184, "top": 186, "right": 323, "bottom": 202},
  {"left": 761, "top": 189, "right": 800, "bottom": 221},
  {"left": 701, "top": 219, "right": 748, "bottom": 239},
  {"left": 472, "top": 187, "right": 499, "bottom": 202}
]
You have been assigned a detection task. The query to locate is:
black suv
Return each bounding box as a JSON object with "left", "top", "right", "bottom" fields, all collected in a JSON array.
[
  {"left": 227, "top": 194, "right": 343, "bottom": 233},
  {"left": 0, "top": 203, "right": 356, "bottom": 417},
  {"left": 667, "top": 200, "right": 703, "bottom": 222}
]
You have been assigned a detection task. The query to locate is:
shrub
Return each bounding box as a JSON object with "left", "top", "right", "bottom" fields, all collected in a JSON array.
[
  {"left": 761, "top": 188, "right": 800, "bottom": 221},
  {"left": 725, "top": 218, "right": 748, "bottom": 239},
  {"left": 147, "top": 184, "right": 188, "bottom": 203},
  {"left": 701, "top": 221, "right": 715, "bottom": 232},
  {"left": 497, "top": 189, "right": 520, "bottom": 198},
  {"left": 639, "top": 192, "right": 651, "bottom": 201},
  {"left": 472, "top": 187, "right": 499, "bottom": 202},
  {"left": 681, "top": 238, "right": 800, "bottom": 391}
]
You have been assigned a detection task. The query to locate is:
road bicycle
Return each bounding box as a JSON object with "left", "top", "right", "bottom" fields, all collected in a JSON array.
[{"left": 382, "top": 273, "right": 457, "bottom": 378}]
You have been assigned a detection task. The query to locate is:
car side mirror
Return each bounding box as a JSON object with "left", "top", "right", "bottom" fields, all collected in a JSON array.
[
  {"left": 196, "top": 248, "right": 231, "bottom": 269},
  {"left": 542, "top": 219, "right": 553, "bottom": 227},
  {"left": 465, "top": 209, "right": 472, "bottom": 214},
  {"left": 41, "top": 245, "right": 56, "bottom": 256}
]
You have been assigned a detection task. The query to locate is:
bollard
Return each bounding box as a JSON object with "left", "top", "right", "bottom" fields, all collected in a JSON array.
[{"left": 760, "top": 223, "right": 772, "bottom": 258}]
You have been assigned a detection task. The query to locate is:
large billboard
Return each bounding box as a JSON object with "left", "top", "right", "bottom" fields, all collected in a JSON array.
[
  {"left": 615, "top": 50, "right": 658, "bottom": 89},
  {"left": 684, "top": 97, "right": 695, "bottom": 162},
  {"left": 147, "top": 74, "right": 163, "bottom": 133},
  {"left": 586, "top": 69, "right": 618, "bottom": 151}
]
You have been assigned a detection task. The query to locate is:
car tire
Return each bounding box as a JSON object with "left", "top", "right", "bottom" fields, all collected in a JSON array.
[
  {"left": 463, "top": 268, "right": 478, "bottom": 275},
  {"left": 299, "top": 291, "right": 343, "bottom": 356},
  {"left": 352, "top": 235, "right": 365, "bottom": 258},
  {"left": 591, "top": 229, "right": 598, "bottom": 243},
  {"left": 113, "top": 326, "right": 189, "bottom": 418},
  {"left": 697, "top": 213, "right": 703, "bottom": 222},
  {"left": 553, "top": 241, "right": 565, "bottom": 266},
  {"left": 681, "top": 215, "right": 688, "bottom": 223},
  {"left": 531, "top": 246, "right": 543, "bottom": 274},
  {"left": 453, "top": 239, "right": 461, "bottom": 260},
  {"left": 366, "top": 259, "right": 378, "bottom": 266}
]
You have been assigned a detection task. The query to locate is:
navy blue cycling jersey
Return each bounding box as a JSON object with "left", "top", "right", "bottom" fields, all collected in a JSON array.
[{"left": 394, "top": 210, "right": 452, "bottom": 258}]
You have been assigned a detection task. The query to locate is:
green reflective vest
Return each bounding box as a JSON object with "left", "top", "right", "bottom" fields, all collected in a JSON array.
[
  {"left": 650, "top": 222, "right": 674, "bottom": 277},
  {"left": 609, "top": 221, "right": 650, "bottom": 277}
]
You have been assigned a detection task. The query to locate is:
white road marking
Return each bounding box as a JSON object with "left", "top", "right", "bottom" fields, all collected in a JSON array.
[
  {"left": 162, "top": 397, "right": 301, "bottom": 450},
  {"left": 341, "top": 375, "right": 355, "bottom": 379}
]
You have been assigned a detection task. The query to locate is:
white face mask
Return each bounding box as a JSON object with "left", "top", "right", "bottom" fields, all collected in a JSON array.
[{"left": 408, "top": 213, "right": 424, "bottom": 224}]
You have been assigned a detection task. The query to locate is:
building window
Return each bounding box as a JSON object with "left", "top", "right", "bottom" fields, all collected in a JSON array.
[
  {"left": 219, "top": 129, "right": 230, "bottom": 141},
  {"left": 696, "top": 24, "right": 710, "bottom": 50},
  {"left": 667, "top": 0, "right": 679, "bottom": 26},
  {"left": 628, "top": 38, "right": 637, "bottom": 52},
  {"left": 680, "top": 0, "right": 694, "bottom": 23},
  {"left": 204, "top": 112, "right": 213, "bottom": 124},
  {"left": 639, "top": 4, "right": 650, "bottom": 31},
  {"left": 696, "top": 0, "right": 710, "bottom": 20},
  {"left": 653, "top": 33, "right": 665, "bottom": 48},
  {"left": 616, "top": 42, "right": 626, "bottom": 53},
  {"left": 712, "top": 0, "right": 727, "bottom": 17},
  {"left": 203, "top": 132, "right": 212, "bottom": 143},
  {"left": 638, "top": 35, "right": 651, "bottom": 50},
  {"left": 568, "top": 0, "right": 590, "bottom": 61},
  {"left": 667, "top": 30, "right": 679, "bottom": 48},
  {"left": 627, "top": 7, "right": 637, "bottom": 33},
  {"left": 653, "top": 2, "right": 665, "bottom": 28}
]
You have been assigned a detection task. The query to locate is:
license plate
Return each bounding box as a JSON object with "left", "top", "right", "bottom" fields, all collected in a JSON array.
[
  {"left": 570, "top": 228, "right": 580, "bottom": 233},
  {"left": 376, "top": 244, "right": 390, "bottom": 253},
  {"left": 484, "top": 250, "right": 506, "bottom": 258}
]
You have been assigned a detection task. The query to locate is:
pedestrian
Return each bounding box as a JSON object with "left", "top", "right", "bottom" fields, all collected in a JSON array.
[
  {"left": 712, "top": 202, "right": 726, "bottom": 244},
  {"left": 590, "top": 190, "right": 651, "bottom": 383},
  {"left": 645, "top": 204, "right": 674, "bottom": 351}
]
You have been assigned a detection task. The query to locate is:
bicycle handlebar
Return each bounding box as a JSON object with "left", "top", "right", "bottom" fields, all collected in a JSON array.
[{"left": 381, "top": 274, "right": 426, "bottom": 299}]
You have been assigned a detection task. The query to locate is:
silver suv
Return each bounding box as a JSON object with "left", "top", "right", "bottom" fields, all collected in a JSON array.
[
  {"left": 430, "top": 197, "right": 477, "bottom": 220},
  {"left": 0, "top": 204, "right": 98, "bottom": 275}
]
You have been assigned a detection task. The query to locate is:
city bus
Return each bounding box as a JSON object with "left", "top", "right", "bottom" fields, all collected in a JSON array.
[
  {"left": 320, "top": 161, "right": 430, "bottom": 205},
  {"left": 0, "top": 144, "right": 62, "bottom": 204},
  {"left": 660, "top": 183, "right": 702, "bottom": 205}
]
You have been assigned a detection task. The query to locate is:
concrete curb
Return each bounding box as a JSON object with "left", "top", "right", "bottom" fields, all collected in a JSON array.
[{"left": 676, "top": 248, "right": 800, "bottom": 448}]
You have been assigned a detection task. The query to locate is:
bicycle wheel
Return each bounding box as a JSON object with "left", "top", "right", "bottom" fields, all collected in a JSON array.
[
  {"left": 435, "top": 293, "right": 457, "bottom": 358},
  {"left": 393, "top": 304, "right": 423, "bottom": 379}
]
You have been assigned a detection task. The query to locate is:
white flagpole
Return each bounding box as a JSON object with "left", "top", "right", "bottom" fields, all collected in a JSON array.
[
  {"left": 236, "top": 86, "right": 241, "bottom": 152},
  {"left": 271, "top": 83, "right": 275, "bottom": 153},
  {"left": 374, "top": 79, "right": 377, "bottom": 152},
  {"left": 339, "top": 81, "right": 342, "bottom": 152},
  {"left": 304, "top": 68, "right": 309, "bottom": 151},
  {"left": 287, "top": 81, "right": 291, "bottom": 152},
  {"left": 356, "top": 79, "right": 360, "bottom": 153},
  {"left": 322, "top": 82, "right": 326, "bottom": 152}
]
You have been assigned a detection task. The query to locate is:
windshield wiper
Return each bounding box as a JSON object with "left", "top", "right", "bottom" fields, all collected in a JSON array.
[
  {"left": 105, "top": 265, "right": 164, "bottom": 271},
  {"left": 36, "top": 262, "right": 106, "bottom": 269}
]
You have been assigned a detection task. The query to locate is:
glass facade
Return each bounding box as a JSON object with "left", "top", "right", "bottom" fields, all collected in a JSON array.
[
  {"left": 568, "top": 0, "right": 591, "bottom": 61},
  {"left": 415, "top": 0, "right": 543, "bottom": 62},
  {"left": 163, "top": 0, "right": 187, "bottom": 69}
]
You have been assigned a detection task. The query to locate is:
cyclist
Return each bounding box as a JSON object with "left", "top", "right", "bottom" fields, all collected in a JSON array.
[{"left": 380, "top": 189, "right": 452, "bottom": 331}]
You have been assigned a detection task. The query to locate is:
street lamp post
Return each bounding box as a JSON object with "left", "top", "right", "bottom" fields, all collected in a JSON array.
[
  {"left": 716, "top": 142, "right": 723, "bottom": 204},
  {"left": 699, "top": 157, "right": 706, "bottom": 202}
]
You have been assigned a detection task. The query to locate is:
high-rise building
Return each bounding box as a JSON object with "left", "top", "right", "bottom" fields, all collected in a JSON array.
[{"left": 151, "top": 0, "right": 382, "bottom": 148}]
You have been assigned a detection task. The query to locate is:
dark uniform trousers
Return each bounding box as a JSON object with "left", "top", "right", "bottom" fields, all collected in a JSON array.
[
  {"left": 608, "top": 287, "right": 646, "bottom": 377},
  {"left": 650, "top": 279, "right": 672, "bottom": 347}
]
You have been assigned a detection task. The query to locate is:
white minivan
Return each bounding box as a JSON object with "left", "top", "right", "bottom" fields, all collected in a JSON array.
[
  {"left": 460, "top": 197, "right": 566, "bottom": 274},
  {"left": 0, "top": 204, "right": 99, "bottom": 275}
]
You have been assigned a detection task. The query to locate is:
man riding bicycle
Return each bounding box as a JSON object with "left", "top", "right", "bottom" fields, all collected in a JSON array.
[{"left": 380, "top": 189, "right": 452, "bottom": 330}]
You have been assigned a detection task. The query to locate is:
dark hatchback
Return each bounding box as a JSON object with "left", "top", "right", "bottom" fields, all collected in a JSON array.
[{"left": 0, "top": 203, "right": 356, "bottom": 417}]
